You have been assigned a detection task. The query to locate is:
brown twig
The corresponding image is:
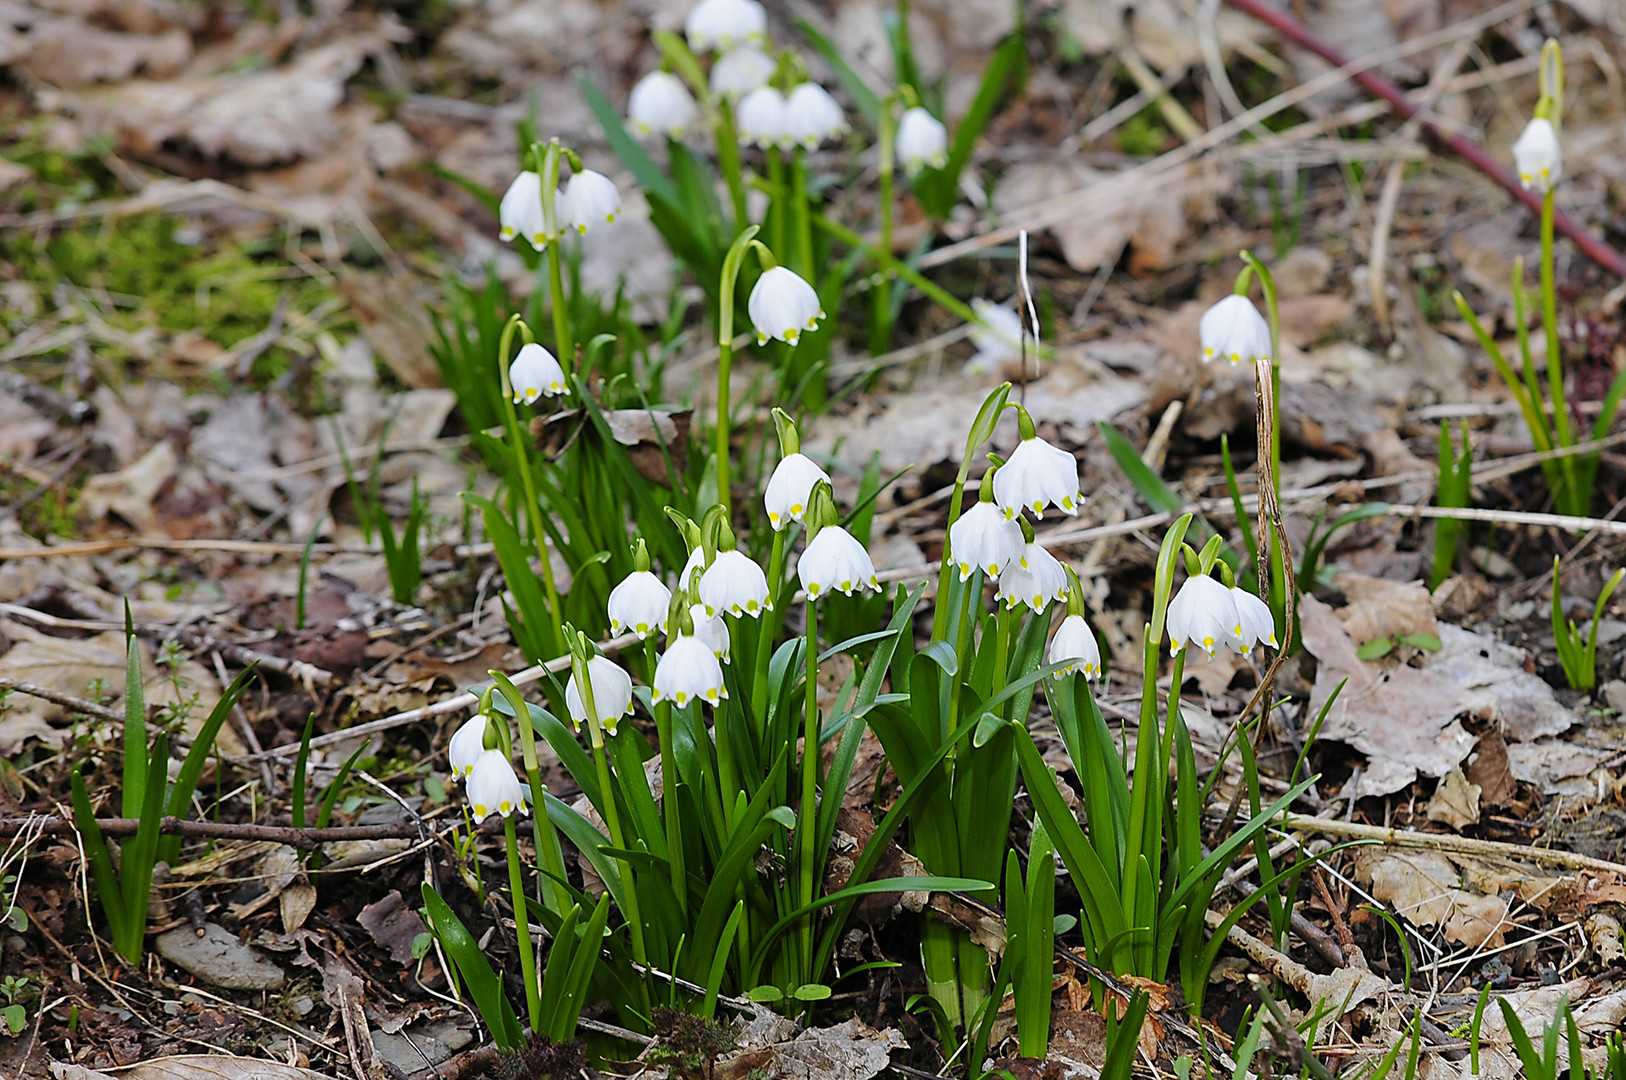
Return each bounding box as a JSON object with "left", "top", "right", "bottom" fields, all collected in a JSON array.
[
  {"left": 1222, "top": 0, "right": 1626, "bottom": 279},
  {"left": 0, "top": 816, "right": 426, "bottom": 852},
  {"left": 0, "top": 678, "right": 126, "bottom": 725}
]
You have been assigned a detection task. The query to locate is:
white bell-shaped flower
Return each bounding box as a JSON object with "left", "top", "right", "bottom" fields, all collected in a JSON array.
[
  {"left": 629, "top": 71, "right": 698, "bottom": 138},
  {"left": 948, "top": 500, "right": 1023, "bottom": 581},
  {"left": 700, "top": 549, "right": 771, "bottom": 617},
  {"left": 688, "top": 603, "right": 732, "bottom": 662},
  {"left": 685, "top": 0, "right": 766, "bottom": 52},
  {"left": 996, "top": 542, "right": 1068, "bottom": 613},
  {"left": 735, "top": 86, "right": 788, "bottom": 149},
  {"left": 498, "top": 170, "right": 546, "bottom": 247},
  {"left": 565, "top": 656, "right": 635, "bottom": 736},
  {"left": 467, "top": 749, "right": 528, "bottom": 823},
  {"left": 782, "top": 82, "right": 846, "bottom": 149},
  {"left": 1048, "top": 614, "right": 1101, "bottom": 680},
  {"left": 710, "top": 45, "right": 775, "bottom": 99},
  {"left": 1166, "top": 574, "right": 1242, "bottom": 659},
  {"left": 509, "top": 343, "right": 566, "bottom": 405},
  {"left": 447, "top": 715, "right": 488, "bottom": 782},
  {"left": 966, "top": 299, "right": 1023, "bottom": 376},
  {"left": 1199, "top": 294, "right": 1271, "bottom": 366},
  {"left": 1512, "top": 117, "right": 1562, "bottom": 194},
  {"left": 653, "top": 634, "right": 728, "bottom": 706},
  {"left": 748, "top": 266, "right": 824, "bottom": 346},
  {"left": 765, "top": 452, "right": 830, "bottom": 530},
  {"left": 560, "top": 169, "right": 621, "bottom": 235},
  {"left": 608, "top": 570, "right": 672, "bottom": 639},
  {"left": 993, "top": 436, "right": 1082, "bottom": 520},
  {"left": 1230, "top": 586, "right": 1278, "bottom": 650},
  {"left": 798, "top": 525, "right": 880, "bottom": 598},
  {"left": 896, "top": 106, "right": 948, "bottom": 174}
]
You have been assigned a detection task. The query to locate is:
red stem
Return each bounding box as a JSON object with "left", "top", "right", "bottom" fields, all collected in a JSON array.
[{"left": 1223, "top": 0, "right": 1626, "bottom": 280}]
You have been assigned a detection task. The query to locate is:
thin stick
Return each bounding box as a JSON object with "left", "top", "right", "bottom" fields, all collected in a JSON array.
[
  {"left": 1281, "top": 815, "right": 1626, "bottom": 877},
  {"left": 1223, "top": 0, "right": 1626, "bottom": 279},
  {"left": 0, "top": 815, "right": 430, "bottom": 851}
]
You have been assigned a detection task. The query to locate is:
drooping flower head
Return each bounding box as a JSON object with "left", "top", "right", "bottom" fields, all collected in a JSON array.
[
  {"left": 765, "top": 453, "right": 830, "bottom": 530},
  {"left": 700, "top": 548, "right": 771, "bottom": 618},
  {"left": 608, "top": 569, "right": 672, "bottom": 640},
  {"left": 565, "top": 655, "right": 635, "bottom": 737},
  {"left": 1048, "top": 614, "right": 1101, "bottom": 680},
  {"left": 1230, "top": 585, "right": 1278, "bottom": 650},
  {"left": 653, "top": 633, "right": 728, "bottom": 707},
  {"left": 1166, "top": 573, "right": 1242, "bottom": 659},
  {"left": 560, "top": 169, "right": 621, "bottom": 235},
  {"left": 992, "top": 409, "right": 1082, "bottom": 520},
  {"left": 948, "top": 471, "right": 1023, "bottom": 581},
  {"left": 782, "top": 82, "right": 846, "bottom": 149},
  {"left": 498, "top": 170, "right": 546, "bottom": 248},
  {"left": 710, "top": 45, "right": 776, "bottom": 99},
  {"left": 1199, "top": 294, "right": 1271, "bottom": 366},
  {"left": 748, "top": 265, "right": 824, "bottom": 346},
  {"left": 1512, "top": 117, "right": 1561, "bottom": 194},
  {"left": 736, "top": 86, "right": 788, "bottom": 150},
  {"left": 896, "top": 106, "right": 948, "bottom": 174},
  {"left": 685, "top": 0, "right": 767, "bottom": 52},
  {"left": 996, "top": 541, "right": 1068, "bottom": 613},
  {"left": 629, "top": 71, "right": 698, "bottom": 138},
  {"left": 509, "top": 343, "right": 566, "bottom": 405},
  {"left": 799, "top": 525, "right": 880, "bottom": 599},
  {"left": 688, "top": 602, "right": 731, "bottom": 662},
  {"left": 467, "top": 749, "right": 529, "bottom": 822},
  {"left": 447, "top": 714, "right": 489, "bottom": 782}
]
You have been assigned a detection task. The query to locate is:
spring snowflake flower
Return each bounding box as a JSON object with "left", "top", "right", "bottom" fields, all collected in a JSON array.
[
  {"left": 1230, "top": 585, "right": 1278, "bottom": 650},
  {"left": 689, "top": 603, "right": 732, "bottom": 662},
  {"left": 965, "top": 299, "right": 1023, "bottom": 376},
  {"left": 710, "top": 45, "right": 775, "bottom": 99},
  {"left": 798, "top": 525, "right": 880, "bottom": 599},
  {"left": 565, "top": 656, "right": 635, "bottom": 736},
  {"left": 700, "top": 549, "right": 771, "bottom": 617},
  {"left": 735, "top": 86, "right": 787, "bottom": 149},
  {"left": 498, "top": 170, "right": 546, "bottom": 247},
  {"left": 948, "top": 500, "right": 1023, "bottom": 581},
  {"left": 748, "top": 266, "right": 824, "bottom": 346},
  {"left": 447, "top": 715, "right": 487, "bottom": 782},
  {"left": 993, "top": 436, "right": 1082, "bottom": 520},
  {"left": 1048, "top": 614, "right": 1101, "bottom": 679},
  {"left": 653, "top": 634, "right": 728, "bottom": 707},
  {"left": 560, "top": 169, "right": 621, "bottom": 235},
  {"left": 1512, "top": 117, "right": 1562, "bottom": 194},
  {"left": 896, "top": 107, "right": 948, "bottom": 174},
  {"left": 782, "top": 82, "right": 846, "bottom": 149},
  {"left": 996, "top": 542, "right": 1068, "bottom": 613},
  {"left": 509, "top": 343, "right": 566, "bottom": 404},
  {"left": 765, "top": 452, "right": 830, "bottom": 530},
  {"left": 629, "top": 71, "right": 698, "bottom": 137},
  {"left": 1166, "top": 574, "right": 1242, "bottom": 659},
  {"left": 685, "top": 0, "right": 766, "bottom": 52},
  {"left": 467, "top": 749, "right": 528, "bottom": 823},
  {"left": 1199, "top": 294, "right": 1271, "bottom": 366},
  {"left": 608, "top": 570, "right": 672, "bottom": 639}
]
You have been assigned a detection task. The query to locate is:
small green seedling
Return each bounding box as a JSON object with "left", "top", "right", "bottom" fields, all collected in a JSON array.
[
  {"left": 1552, "top": 557, "right": 1624, "bottom": 692},
  {"left": 1356, "top": 633, "right": 1443, "bottom": 661}
]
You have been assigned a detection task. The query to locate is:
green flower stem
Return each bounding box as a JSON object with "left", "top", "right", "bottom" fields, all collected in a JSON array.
[
  {"left": 715, "top": 226, "right": 762, "bottom": 517},
  {"left": 992, "top": 603, "right": 1013, "bottom": 703},
  {"left": 576, "top": 662, "right": 649, "bottom": 976},
  {"left": 535, "top": 143, "right": 574, "bottom": 369},
  {"left": 814, "top": 216, "right": 979, "bottom": 327},
  {"left": 495, "top": 316, "right": 564, "bottom": 653},
  {"left": 767, "top": 150, "right": 787, "bottom": 262},
  {"left": 871, "top": 105, "right": 896, "bottom": 357},
  {"left": 751, "top": 527, "right": 786, "bottom": 732},
  {"left": 504, "top": 815, "right": 542, "bottom": 1033},
  {"left": 1541, "top": 189, "right": 1578, "bottom": 510},
  {"left": 791, "top": 148, "right": 814, "bottom": 282},
  {"left": 715, "top": 107, "right": 750, "bottom": 232},
  {"left": 653, "top": 699, "right": 689, "bottom": 914},
  {"left": 797, "top": 597, "right": 821, "bottom": 974}
]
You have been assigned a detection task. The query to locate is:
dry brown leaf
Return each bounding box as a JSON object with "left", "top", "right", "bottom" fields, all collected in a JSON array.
[
  {"left": 0, "top": 625, "right": 127, "bottom": 754},
  {"left": 52, "top": 1058, "right": 335, "bottom": 1080},
  {"left": 80, "top": 439, "right": 178, "bottom": 531},
  {"left": 1356, "top": 849, "right": 1511, "bottom": 949},
  {"left": 358, "top": 889, "right": 429, "bottom": 966},
  {"left": 1334, "top": 574, "right": 1437, "bottom": 645},
  {"left": 1425, "top": 767, "right": 1481, "bottom": 830},
  {"left": 66, "top": 35, "right": 380, "bottom": 165},
  {"left": 714, "top": 1014, "right": 907, "bottom": 1080},
  {"left": 1431, "top": 624, "right": 1578, "bottom": 743},
  {"left": 1301, "top": 595, "right": 1473, "bottom": 797},
  {"left": 15, "top": 18, "right": 190, "bottom": 86}
]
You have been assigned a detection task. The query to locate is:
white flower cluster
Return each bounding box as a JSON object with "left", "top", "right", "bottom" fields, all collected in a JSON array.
[
  {"left": 498, "top": 165, "right": 623, "bottom": 250},
  {"left": 1167, "top": 574, "right": 1277, "bottom": 660},
  {"left": 447, "top": 716, "right": 530, "bottom": 824}
]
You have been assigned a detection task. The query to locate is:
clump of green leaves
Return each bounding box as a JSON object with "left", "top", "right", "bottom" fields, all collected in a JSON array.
[
  {"left": 646, "top": 1007, "right": 738, "bottom": 1080},
  {"left": 1431, "top": 421, "right": 1473, "bottom": 591},
  {"left": 1552, "top": 557, "right": 1624, "bottom": 692},
  {"left": 1356, "top": 632, "right": 1442, "bottom": 662}
]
